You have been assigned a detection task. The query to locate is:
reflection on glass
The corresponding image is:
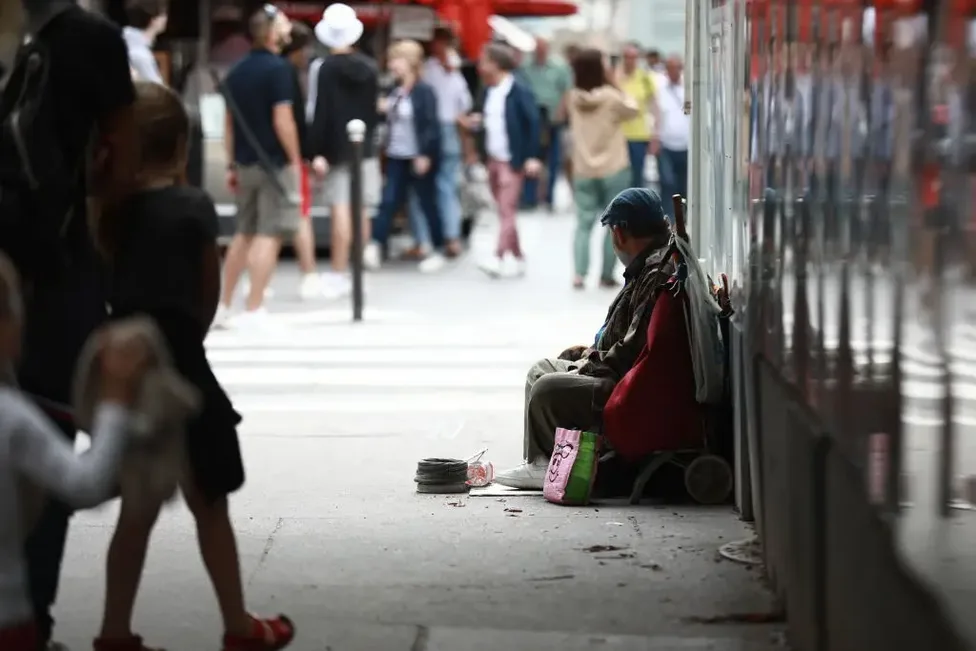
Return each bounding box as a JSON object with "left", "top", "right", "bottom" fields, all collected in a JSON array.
[{"left": 696, "top": 0, "right": 975, "bottom": 643}]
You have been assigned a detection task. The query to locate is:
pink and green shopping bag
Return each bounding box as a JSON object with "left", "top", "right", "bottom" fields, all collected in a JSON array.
[{"left": 543, "top": 428, "right": 601, "bottom": 505}]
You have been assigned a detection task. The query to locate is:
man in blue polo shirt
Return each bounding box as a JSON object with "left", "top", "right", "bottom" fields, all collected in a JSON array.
[{"left": 216, "top": 5, "right": 302, "bottom": 330}]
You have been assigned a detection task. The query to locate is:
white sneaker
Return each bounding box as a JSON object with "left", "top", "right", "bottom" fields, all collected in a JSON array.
[
  {"left": 321, "top": 272, "right": 352, "bottom": 299},
  {"left": 501, "top": 254, "right": 526, "bottom": 278},
  {"left": 299, "top": 273, "right": 322, "bottom": 301},
  {"left": 363, "top": 242, "right": 381, "bottom": 270},
  {"left": 494, "top": 459, "right": 549, "bottom": 490},
  {"left": 478, "top": 255, "right": 503, "bottom": 278},
  {"left": 418, "top": 252, "right": 446, "bottom": 274},
  {"left": 211, "top": 304, "right": 233, "bottom": 330},
  {"left": 232, "top": 307, "right": 274, "bottom": 332}
]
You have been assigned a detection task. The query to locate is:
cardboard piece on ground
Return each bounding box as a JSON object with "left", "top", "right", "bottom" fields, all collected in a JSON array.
[{"left": 469, "top": 484, "right": 542, "bottom": 498}]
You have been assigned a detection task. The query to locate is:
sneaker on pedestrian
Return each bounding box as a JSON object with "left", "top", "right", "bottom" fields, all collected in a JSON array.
[
  {"left": 478, "top": 255, "right": 503, "bottom": 278},
  {"left": 501, "top": 254, "right": 526, "bottom": 278},
  {"left": 418, "top": 252, "right": 446, "bottom": 274},
  {"left": 232, "top": 307, "right": 275, "bottom": 332},
  {"left": 321, "top": 272, "right": 352, "bottom": 299},
  {"left": 494, "top": 459, "right": 549, "bottom": 490},
  {"left": 299, "top": 272, "right": 322, "bottom": 301},
  {"left": 211, "top": 303, "right": 233, "bottom": 330},
  {"left": 363, "top": 242, "right": 381, "bottom": 270}
]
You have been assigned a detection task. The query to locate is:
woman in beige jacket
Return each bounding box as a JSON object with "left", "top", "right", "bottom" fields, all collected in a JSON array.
[{"left": 565, "top": 48, "right": 640, "bottom": 289}]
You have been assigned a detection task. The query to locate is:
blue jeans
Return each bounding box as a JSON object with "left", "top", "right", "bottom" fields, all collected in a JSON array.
[
  {"left": 626, "top": 140, "right": 649, "bottom": 189},
  {"left": 409, "top": 124, "right": 462, "bottom": 245},
  {"left": 26, "top": 415, "right": 76, "bottom": 645},
  {"left": 657, "top": 147, "right": 688, "bottom": 219},
  {"left": 374, "top": 157, "right": 442, "bottom": 249},
  {"left": 521, "top": 123, "right": 562, "bottom": 207}
]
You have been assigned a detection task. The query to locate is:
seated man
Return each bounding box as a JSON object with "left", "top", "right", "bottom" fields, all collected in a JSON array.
[{"left": 496, "top": 188, "right": 675, "bottom": 490}]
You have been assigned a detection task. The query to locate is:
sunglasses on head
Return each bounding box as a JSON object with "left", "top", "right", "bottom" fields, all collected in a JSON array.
[{"left": 262, "top": 4, "right": 279, "bottom": 20}]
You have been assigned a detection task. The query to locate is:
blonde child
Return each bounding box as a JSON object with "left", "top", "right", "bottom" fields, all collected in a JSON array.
[
  {"left": 0, "top": 255, "right": 147, "bottom": 651},
  {"left": 91, "top": 82, "right": 295, "bottom": 651}
]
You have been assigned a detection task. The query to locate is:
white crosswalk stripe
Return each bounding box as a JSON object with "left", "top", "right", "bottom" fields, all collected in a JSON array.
[{"left": 204, "top": 315, "right": 599, "bottom": 415}]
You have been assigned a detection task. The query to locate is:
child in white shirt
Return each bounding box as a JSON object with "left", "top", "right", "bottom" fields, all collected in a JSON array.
[{"left": 0, "top": 254, "right": 147, "bottom": 650}]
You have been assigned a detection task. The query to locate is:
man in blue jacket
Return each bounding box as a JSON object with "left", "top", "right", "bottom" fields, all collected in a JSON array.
[{"left": 470, "top": 42, "right": 541, "bottom": 279}]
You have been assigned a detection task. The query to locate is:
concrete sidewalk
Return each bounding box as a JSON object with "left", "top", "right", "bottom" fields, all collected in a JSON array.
[{"left": 55, "top": 423, "right": 782, "bottom": 650}]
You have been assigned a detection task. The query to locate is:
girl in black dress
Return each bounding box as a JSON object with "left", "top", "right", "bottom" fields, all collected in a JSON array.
[{"left": 91, "top": 82, "right": 294, "bottom": 651}]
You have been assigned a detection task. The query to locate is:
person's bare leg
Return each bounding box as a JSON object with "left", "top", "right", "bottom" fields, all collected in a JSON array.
[
  {"left": 220, "top": 234, "right": 251, "bottom": 308},
  {"left": 293, "top": 219, "right": 317, "bottom": 275},
  {"left": 330, "top": 203, "right": 352, "bottom": 272},
  {"left": 244, "top": 235, "right": 281, "bottom": 311},
  {"left": 183, "top": 484, "right": 251, "bottom": 636},
  {"left": 360, "top": 208, "right": 372, "bottom": 247},
  {"left": 98, "top": 502, "right": 163, "bottom": 639}
]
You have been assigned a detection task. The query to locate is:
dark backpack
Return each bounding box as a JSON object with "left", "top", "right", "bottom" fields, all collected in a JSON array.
[{"left": 0, "top": 11, "right": 84, "bottom": 284}]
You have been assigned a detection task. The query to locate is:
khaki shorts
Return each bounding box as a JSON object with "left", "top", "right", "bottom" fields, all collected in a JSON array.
[
  {"left": 323, "top": 158, "right": 382, "bottom": 208},
  {"left": 235, "top": 165, "right": 301, "bottom": 237}
]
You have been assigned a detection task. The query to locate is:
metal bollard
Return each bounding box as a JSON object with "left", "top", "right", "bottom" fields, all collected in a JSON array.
[{"left": 346, "top": 119, "right": 366, "bottom": 322}]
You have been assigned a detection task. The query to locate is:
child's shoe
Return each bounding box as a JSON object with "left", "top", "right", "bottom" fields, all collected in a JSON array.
[
  {"left": 93, "top": 634, "right": 162, "bottom": 651},
  {"left": 222, "top": 614, "right": 295, "bottom": 651}
]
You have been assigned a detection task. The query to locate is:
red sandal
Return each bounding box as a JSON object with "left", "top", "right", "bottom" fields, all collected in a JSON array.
[
  {"left": 93, "top": 634, "right": 164, "bottom": 651},
  {"left": 223, "top": 614, "right": 295, "bottom": 651}
]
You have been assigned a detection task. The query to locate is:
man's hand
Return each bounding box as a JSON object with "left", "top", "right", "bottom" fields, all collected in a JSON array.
[
  {"left": 226, "top": 169, "right": 237, "bottom": 191},
  {"left": 558, "top": 345, "right": 589, "bottom": 362},
  {"left": 312, "top": 156, "right": 329, "bottom": 178},
  {"left": 524, "top": 158, "right": 542, "bottom": 177},
  {"left": 649, "top": 138, "right": 661, "bottom": 156},
  {"left": 98, "top": 329, "right": 153, "bottom": 405},
  {"left": 377, "top": 97, "right": 389, "bottom": 113},
  {"left": 413, "top": 156, "right": 431, "bottom": 176}
]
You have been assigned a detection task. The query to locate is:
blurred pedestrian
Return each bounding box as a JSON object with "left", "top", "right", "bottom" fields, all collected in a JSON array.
[
  {"left": 122, "top": 0, "right": 167, "bottom": 83},
  {"left": 280, "top": 22, "right": 329, "bottom": 300},
  {"left": 520, "top": 37, "right": 571, "bottom": 211},
  {"left": 650, "top": 55, "right": 689, "bottom": 219},
  {"left": 617, "top": 42, "right": 656, "bottom": 189},
  {"left": 1, "top": 2, "right": 139, "bottom": 648},
  {"left": 473, "top": 43, "right": 542, "bottom": 278},
  {"left": 308, "top": 2, "right": 381, "bottom": 291},
  {"left": 566, "top": 48, "right": 638, "bottom": 289},
  {"left": 370, "top": 39, "right": 445, "bottom": 272},
  {"left": 216, "top": 5, "right": 301, "bottom": 329},
  {"left": 408, "top": 33, "right": 472, "bottom": 259},
  {"left": 0, "top": 252, "right": 145, "bottom": 651},
  {"left": 91, "top": 81, "right": 295, "bottom": 651}
]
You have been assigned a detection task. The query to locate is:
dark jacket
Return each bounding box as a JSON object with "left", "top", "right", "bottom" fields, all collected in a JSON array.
[
  {"left": 579, "top": 243, "right": 673, "bottom": 384},
  {"left": 386, "top": 81, "right": 440, "bottom": 161},
  {"left": 285, "top": 61, "right": 309, "bottom": 160},
  {"left": 308, "top": 51, "right": 380, "bottom": 165},
  {"left": 474, "top": 77, "right": 541, "bottom": 170}
]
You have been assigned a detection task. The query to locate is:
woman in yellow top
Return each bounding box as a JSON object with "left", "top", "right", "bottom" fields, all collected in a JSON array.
[{"left": 616, "top": 43, "right": 657, "bottom": 189}]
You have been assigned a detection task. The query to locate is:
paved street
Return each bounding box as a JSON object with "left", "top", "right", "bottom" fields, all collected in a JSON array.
[{"left": 56, "top": 213, "right": 783, "bottom": 650}]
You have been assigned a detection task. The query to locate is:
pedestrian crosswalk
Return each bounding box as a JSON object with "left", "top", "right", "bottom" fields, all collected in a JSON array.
[{"left": 204, "top": 311, "right": 600, "bottom": 415}]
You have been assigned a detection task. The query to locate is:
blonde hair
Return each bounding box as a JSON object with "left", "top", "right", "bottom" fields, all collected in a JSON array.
[
  {"left": 93, "top": 81, "right": 189, "bottom": 258},
  {"left": 388, "top": 39, "right": 425, "bottom": 73}
]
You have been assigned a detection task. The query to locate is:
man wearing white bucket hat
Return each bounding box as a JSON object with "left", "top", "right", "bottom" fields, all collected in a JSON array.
[{"left": 307, "top": 3, "right": 382, "bottom": 290}]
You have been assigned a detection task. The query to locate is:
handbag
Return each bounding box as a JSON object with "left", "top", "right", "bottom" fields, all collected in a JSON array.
[{"left": 543, "top": 428, "right": 601, "bottom": 506}]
